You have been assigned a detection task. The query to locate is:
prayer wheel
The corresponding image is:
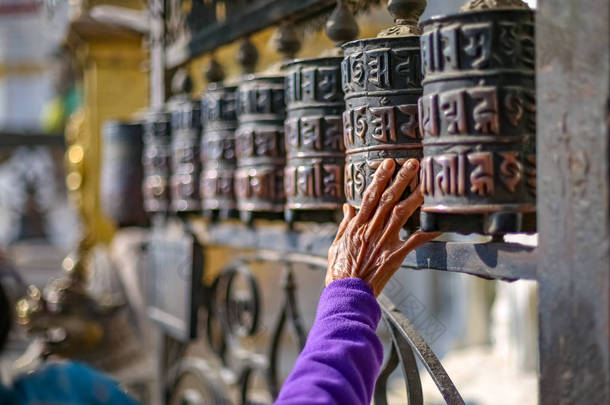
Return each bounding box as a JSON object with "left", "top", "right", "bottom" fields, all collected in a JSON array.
[
  {"left": 233, "top": 35, "right": 292, "bottom": 224},
  {"left": 341, "top": 0, "right": 426, "bottom": 230},
  {"left": 235, "top": 73, "right": 286, "bottom": 223},
  {"left": 142, "top": 110, "right": 172, "bottom": 214},
  {"left": 283, "top": 58, "right": 344, "bottom": 222},
  {"left": 101, "top": 120, "right": 148, "bottom": 227},
  {"left": 281, "top": 2, "right": 358, "bottom": 223},
  {"left": 200, "top": 81, "right": 238, "bottom": 219},
  {"left": 169, "top": 70, "right": 202, "bottom": 213},
  {"left": 419, "top": 0, "right": 536, "bottom": 234}
]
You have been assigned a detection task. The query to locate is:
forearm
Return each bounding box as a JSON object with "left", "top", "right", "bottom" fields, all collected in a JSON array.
[{"left": 275, "top": 278, "right": 383, "bottom": 405}]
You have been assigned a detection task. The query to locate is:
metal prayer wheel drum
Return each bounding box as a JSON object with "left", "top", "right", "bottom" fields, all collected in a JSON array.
[
  {"left": 200, "top": 83, "right": 238, "bottom": 219},
  {"left": 142, "top": 111, "right": 172, "bottom": 214},
  {"left": 101, "top": 121, "right": 148, "bottom": 227},
  {"left": 235, "top": 74, "right": 286, "bottom": 223},
  {"left": 282, "top": 57, "right": 345, "bottom": 223},
  {"left": 419, "top": 5, "right": 536, "bottom": 234},
  {"left": 169, "top": 98, "right": 202, "bottom": 213},
  {"left": 342, "top": 36, "right": 423, "bottom": 228}
]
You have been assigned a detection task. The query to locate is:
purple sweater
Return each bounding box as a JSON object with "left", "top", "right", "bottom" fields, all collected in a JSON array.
[{"left": 274, "top": 278, "right": 383, "bottom": 405}]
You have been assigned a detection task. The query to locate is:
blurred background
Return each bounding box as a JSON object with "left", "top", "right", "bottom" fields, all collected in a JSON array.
[{"left": 0, "top": 1, "right": 539, "bottom": 404}]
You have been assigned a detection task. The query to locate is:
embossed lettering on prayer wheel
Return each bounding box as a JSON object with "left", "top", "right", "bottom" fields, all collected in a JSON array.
[
  {"left": 283, "top": 58, "right": 345, "bottom": 219},
  {"left": 142, "top": 111, "right": 172, "bottom": 213},
  {"left": 341, "top": 36, "right": 423, "bottom": 210},
  {"left": 169, "top": 99, "right": 202, "bottom": 213},
  {"left": 235, "top": 75, "right": 286, "bottom": 218},
  {"left": 419, "top": 5, "right": 536, "bottom": 234},
  {"left": 101, "top": 121, "right": 148, "bottom": 227},
  {"left": 201, "top": 83, "right": 238, "bottom": 216}
]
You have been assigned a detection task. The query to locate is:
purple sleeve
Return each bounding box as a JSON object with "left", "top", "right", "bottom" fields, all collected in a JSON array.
[{"left": 274, "top": 278, "right": 383, "bottom": 405}]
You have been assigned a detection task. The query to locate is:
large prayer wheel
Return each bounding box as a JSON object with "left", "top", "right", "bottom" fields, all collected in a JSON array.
[
  {"left": 419, "top": 0, "right": 536, "bottom": 234},
  {"left": 341, "top": 0, "right": 426, "bottom": 230}
]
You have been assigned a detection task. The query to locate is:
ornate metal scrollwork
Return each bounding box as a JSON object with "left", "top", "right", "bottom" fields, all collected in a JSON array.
[
  {"left": 181, "top": 254, "right": 466, "bottom": 405},
  {"left": 168, "top": 357, "right": 230, "bottom": 405},
  {"left": 377, "top": 294, "right": 464, "bottom": 405},
  {"left": 265, "top": 265, "right": 307, "bottom": 399},
  {"left": 374, "top": 331, "right": 423, "bottom": 405},
  {"left": 200, "top": 259, "right": 308, "bottom": 403},
  {"left": 215, "top": 263, "right": 261, "bottom": 338}
]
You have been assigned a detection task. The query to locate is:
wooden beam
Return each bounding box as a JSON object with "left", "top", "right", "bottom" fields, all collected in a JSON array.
[{"left": 165, "top": 0, "right": 335, "bottom": 68}]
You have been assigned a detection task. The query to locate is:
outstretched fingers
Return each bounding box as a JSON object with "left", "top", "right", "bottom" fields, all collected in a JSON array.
[
  {"left": 381, "top": 187, "right": 424, "bottom": 240},
  {"left": 367, "top": 159, "right": 419, "bottom": 236},
  {"left": 353, "top": 159, "right": 395, "bottom": 225}
]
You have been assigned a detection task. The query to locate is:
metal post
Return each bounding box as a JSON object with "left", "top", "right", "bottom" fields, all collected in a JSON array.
[
  {"left": 149, "top": 0, "right": 165, "bottom": 108},
  {"left": 537, "top": 0, "right": 610, "bottom": 403}
]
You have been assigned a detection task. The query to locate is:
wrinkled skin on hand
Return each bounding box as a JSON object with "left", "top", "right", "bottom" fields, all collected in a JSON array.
[{"left": 326, "top": 158, "right": 439, "bottom": 296}]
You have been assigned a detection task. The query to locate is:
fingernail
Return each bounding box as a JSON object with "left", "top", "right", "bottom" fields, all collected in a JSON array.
[
  {"left": 343, "top": 204, "right": 348, "bottom": 215},
  {"left": 383, "top": 159, "right": 394, "bottom": 170},
  {"left": 406, "top": 159, "right": 419, "bottom": 171}
]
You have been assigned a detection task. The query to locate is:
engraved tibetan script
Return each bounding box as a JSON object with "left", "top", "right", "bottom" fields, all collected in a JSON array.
[
  {"left": 468, "top": 152, "right": 494, "bottom": 196},
  {"left": 317, "top": 67, "right": 341, "bottom": 102},
  {"left": 462, "top": 23, "right": 492, "bottom": 69},
  {"left": 397, "top": 105, "right": 419, "bottom": 139},
  {"left": 370, "top": 106, "right": 397, "bottom": 143},
  {"left": 323, "top": 165, "right": 343, "bottom": 198},
  {"left": 435, "top": 154, "right": 466, "bottom": 196},
  {"left": 301, "top": 68, "right": 316, "bottom": 102},
  {"left": 422, "top": 22, "right": 494, "bottom": 73},
  {"left": 286, "top": 116, "right": 344, "bottom": 152},
  {"left": 343, "top": 109, "right": 354, "bottom": 147},
  {"left": 367, "top": 48, "right": 391, "bottom": 89},
  {"left": 324, "top": 116, "right": 344, "bottom": 151},
  {"left": 423, "top": 86, "right": 500, "bottom": 136},
  {"left": 344, "top": 162, "right": 367, "bottom": 200},
  {"left": 419, "top": 94, "right": 439, "bottom": 138},
  {"left": 301, "top": 117, "right": 323, "bottom": 150},
  {"left": 393, "top": 48, "right": 421, "bottom": 88},
  {"left": 440, "top": 24, "right": 460, "bottom": 70},
  {"left": 499, "top": 151, "right": 522, "bottom": 192},
  {"left": 421, "top": 152, "right": 497, "bottom": 198},
  {"left": 353, "top": 106, "right": 367, "bottom": 140},
  {"left": 440, "top": 90, "right": 468, "bottom": 135},
  {"left": 471, "top": 86, "right": 500, "bottom": 135}
]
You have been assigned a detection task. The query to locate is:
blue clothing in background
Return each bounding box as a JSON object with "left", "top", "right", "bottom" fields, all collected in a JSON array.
[
  {"left": 0, "top": 361, "right": 140, "bottom": 405},
  {"left": 0, "top": 279, "right": 382, "bottom": 405}
]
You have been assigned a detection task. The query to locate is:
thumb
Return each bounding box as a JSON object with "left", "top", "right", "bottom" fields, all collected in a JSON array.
[{"left": 395, "top": 231, "right": 441, "bottom": 257}]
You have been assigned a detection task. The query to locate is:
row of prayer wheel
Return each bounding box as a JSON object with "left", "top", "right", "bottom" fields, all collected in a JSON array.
[{"left": 101, "top": 0, "right": 536, "bottom": 235}]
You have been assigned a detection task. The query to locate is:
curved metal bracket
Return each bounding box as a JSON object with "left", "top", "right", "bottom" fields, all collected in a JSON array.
[
  {"left": 375, "top": 315, "right": 424, "bottom": 405},
  {"left": 378, "top": 294, "right": 465, "bottom": 405}
]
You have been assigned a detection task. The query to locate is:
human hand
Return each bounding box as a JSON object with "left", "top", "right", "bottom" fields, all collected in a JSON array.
[{"left": 326, "top": 158, "right": 439, "bottom": 296}]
